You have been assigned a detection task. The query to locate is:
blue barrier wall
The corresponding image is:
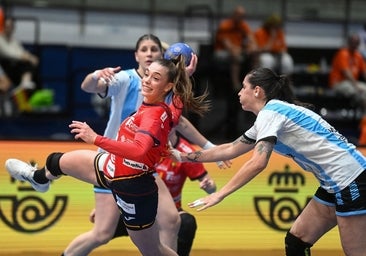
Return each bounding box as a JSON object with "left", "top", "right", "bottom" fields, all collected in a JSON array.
[{"left": 0, "top": 44, "right": 136, "bottom": 140}]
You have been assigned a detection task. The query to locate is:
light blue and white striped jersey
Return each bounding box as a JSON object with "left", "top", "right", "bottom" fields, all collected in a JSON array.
[
  {"left": 101, "top": 68, "right": 143, "bottom": 140},
  {"left": 245, "top": 99, "right": 366, "bottom": 193}
]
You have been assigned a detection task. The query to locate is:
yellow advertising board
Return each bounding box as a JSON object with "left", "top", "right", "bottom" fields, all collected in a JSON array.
[{"left": 0, "top": 140, "right": 347, "bottom": 254}]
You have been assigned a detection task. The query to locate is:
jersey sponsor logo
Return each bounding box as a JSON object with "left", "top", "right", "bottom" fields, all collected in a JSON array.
[
  {"left": 106, "top": 157, "right": 116, "bottom": 177},
  {"left": 125, "top": 116, "right": 138, "bottom": 131},
  {"left": 116, "top": 195, "right": 136, "bottom": 214},
  {"left": 123, "top": 158, "right": 149, "bottom": 171},
  {"left": 161, "top": 111, "right": 168, "bottom": 123}
]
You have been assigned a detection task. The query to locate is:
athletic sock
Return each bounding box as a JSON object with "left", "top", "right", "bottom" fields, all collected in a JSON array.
[{"left": 33, "top": 168, "right": 49, "bottom": 184}]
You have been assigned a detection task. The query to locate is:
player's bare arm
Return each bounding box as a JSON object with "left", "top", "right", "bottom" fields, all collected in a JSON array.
[
  {"left": 181, "top": 136, "right": 254, "bottom": 163},
  {"left": 232, "top": 135, "right": 256, "bottom": 155},
  {"left": 255, "top": 140, "right": 274, "bottom": 162},
  {"left": 188, "top": 139, "right": 274, "bottom": 211}
]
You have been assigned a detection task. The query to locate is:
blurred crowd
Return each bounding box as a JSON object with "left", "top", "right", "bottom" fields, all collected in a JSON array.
[
  {"left": 2, "top": 4, "right": 366, "bottom": 144},
  {"left": 0, "top": 6, "right": 40, "bottom": 117}
]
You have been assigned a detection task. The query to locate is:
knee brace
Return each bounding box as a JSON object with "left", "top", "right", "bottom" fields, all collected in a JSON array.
[
  {"left": 177, "top": 212, "right": 197, "bottom": 256},
  {"left": 46, "top": 152, "right": 65, "bottom": 176},
  {"left": 285, "top": 231, "right": 313, "bottom": 256}
]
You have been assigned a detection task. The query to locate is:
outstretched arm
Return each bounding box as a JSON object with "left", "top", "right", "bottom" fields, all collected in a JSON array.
[
  {"left": 174, "top": 135, "right": 255, "bottom": 163},
  {"left": 81, "top": 66, "right": 121, "bottom": 95},
  {"left": 189, "top": 140, "right": 274, "bottom": 211},
  {"left": 69, "top": 120, "right": 154, "bottom": 159},
  {"left": 175, "top": 116, "right": 232, "bottom": 168}
]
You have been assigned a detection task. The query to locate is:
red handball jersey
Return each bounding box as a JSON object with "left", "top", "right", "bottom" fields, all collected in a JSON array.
[
  {"left": 156, "top": 135, "right": 207, "bottom": 209},
  {"left": 95, "top": 102, "right": 174, "bottom": 179}
]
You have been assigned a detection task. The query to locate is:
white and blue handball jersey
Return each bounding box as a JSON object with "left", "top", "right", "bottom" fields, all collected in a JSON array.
[{"left": 245, "top": 99, "right": 366, "bottom": 193}]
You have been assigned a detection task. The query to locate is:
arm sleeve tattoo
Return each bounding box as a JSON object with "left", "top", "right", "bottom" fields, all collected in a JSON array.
[
  {"left": 186, "top": 151, "right": 202, "bottom": 162},
  {"left": 237, "top": 135, "right": 255, "bottom": 145},
  {"left": 256, "top": 140, "right": 273, "bottom": 160}
]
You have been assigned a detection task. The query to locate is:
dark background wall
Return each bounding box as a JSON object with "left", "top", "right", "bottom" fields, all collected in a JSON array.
[{"left": 0, "top": 0, "right": 365, "bottom": 143}]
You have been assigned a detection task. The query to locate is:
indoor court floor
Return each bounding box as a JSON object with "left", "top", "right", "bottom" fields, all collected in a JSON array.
[{"left": 2, "top": 249, "right": 343, "bottom": 255}]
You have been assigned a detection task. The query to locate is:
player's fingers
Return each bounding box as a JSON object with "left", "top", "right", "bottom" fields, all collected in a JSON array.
[
  {"left": 189, "top": 198, "right": 205, "bottom": 208},
  {"left": 112, "top": 66, "right": 122, "bottom": 73},
  {"left": 100, "top": 77, "right": 107, "bottom": 85},
  {"left": 170, "top": 149, "right": 182, "bottom": 161},
  {"left": 196, "top": 205, "right": 208, "bottom": 211},
  {"left": 219, "top": 160, "right": 232, "bottom": 169},
  {"left": 190, "top": 54, "right": 198, "bottom": 66},
  {"left": 216, "top": 161, "right": 225, "bottom": 169},
  {"left": 69, "top": 121, "right": 82, "bottom": 129}
]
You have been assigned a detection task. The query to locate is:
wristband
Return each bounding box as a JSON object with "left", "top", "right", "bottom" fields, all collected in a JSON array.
[{"left": 203, "top": 140, "right": 215, "bottom": 149}]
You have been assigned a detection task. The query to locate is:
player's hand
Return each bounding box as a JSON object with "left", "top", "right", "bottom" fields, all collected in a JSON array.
[
  {"left": 202, "top": 141, "right": 232, "bottom": 169},
  {"left": 199, "top": 176, "right": 216, "bottom": 194},
  {"left": 188, "top": 192, "right": 223, "bottom": 211},
  {"left": 92, "top": 66, "right": 121, "bottom": 85},
  {"left": 69, "top": 120, "right": 98, "bottom": 144},
  {"left": 170, "top": 148, "right": 182, "bottom": 162},
  {"left": 216, "top": 159, "right": 232, "bottom": 169},
  {"left": 186, "top": 53, "right": 197, "bottom": 76}
]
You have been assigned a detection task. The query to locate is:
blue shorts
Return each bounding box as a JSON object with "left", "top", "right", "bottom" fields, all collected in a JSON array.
[
  {"left": 110, "top": 173, "right": 158, "bottom": 230},
  {"left": 314, "top": 170, "right": 366, "bottom": 216}
]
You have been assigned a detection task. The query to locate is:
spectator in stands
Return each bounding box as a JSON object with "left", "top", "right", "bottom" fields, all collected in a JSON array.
[
  {"left": 0, "top": 5, "right": 5, "bottom": 33},
  {"left": 254, "top": 14, "right": 294, "bottom": 75},
  {"left": 0, "top": 64, "right": 12, "bottom": 116},
  {"left": 213, "top": 5, "right": 257, "bottom": 139},
  {"left": 0, "top": 16, "right": 39, "bottom": 90},
  {"left": 214, "top": 5, "right": 257, "bottom": 91},
  {"left": 329, "top": 33, "right": 366, "bottom": 114},
  {"left": 359, "top": 23, "right": 366, "bottom": 60}
]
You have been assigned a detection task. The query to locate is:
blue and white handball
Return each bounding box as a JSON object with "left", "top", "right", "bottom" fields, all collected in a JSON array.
[{"left": 164, "top": 42, "right": 194, "bottom": 66}]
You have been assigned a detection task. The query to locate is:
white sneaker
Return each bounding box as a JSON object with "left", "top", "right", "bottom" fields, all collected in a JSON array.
[{"left": 5, "top": 159, "right": 50, "bottom": 192}]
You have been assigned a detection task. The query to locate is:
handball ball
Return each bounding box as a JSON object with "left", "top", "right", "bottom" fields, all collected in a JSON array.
[{"left": 164, "top": 42, "right": 194, "bottom": 66}]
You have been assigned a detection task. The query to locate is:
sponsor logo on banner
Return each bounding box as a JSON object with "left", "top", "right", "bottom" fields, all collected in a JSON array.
[
  {"left": 254, "top": 164, "right": 312, "bottom": 231},
  {"left": 0, "top": 166, "right": 67, "bottom": 233}
]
